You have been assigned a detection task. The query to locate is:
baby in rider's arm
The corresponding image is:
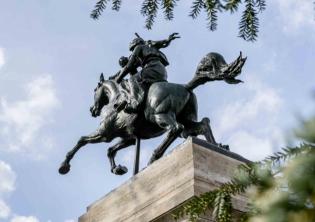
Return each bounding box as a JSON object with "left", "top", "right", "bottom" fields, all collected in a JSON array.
[{"left": 109, "top": 56, "right": 138, "bottom": 80}]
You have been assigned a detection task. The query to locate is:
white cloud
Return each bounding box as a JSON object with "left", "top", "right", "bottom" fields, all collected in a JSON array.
[
  {"left": 0, "top": 199, "right": 11, "bottom": 219},
  {"left": 215, "top": 77, "right": 284, "bottom": 161},
  {"left": 274, "top": 0, "right": 315, "bottom": 33},
  {"left": 0, "top": 160, "right": 16, "bottom": 220},
  {"left": 0, "top": 48, "right": 5, "bottom": 68},
  {"left": 119, "top": 146, "right": 151, "bottom": 169},
  {"left": 0, "top": 161, "right": 41, "bottom": 221},
  {"left": 64, "top": 220, "right": 75, "bottom": 222},
  {"left": 216, "top": 79, "right": 282, "bottom": 135},
  {"left": 0, "top": 161, "right": 16, "bottom": 195},
  {"left": 226, "top": 131, "right": 274, "bottom": 161},
  {"left": 0, "top": 74, "right": 59, "bottom": 159},
  {"left": 11, "top": 215, "right": 39, "bottom": 222}
]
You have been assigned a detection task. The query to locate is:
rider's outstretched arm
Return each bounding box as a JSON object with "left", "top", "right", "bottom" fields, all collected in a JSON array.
[
  {"left": 151, "top": 39, "right": 170, "bottom": 49},
  {"left": 151, "top": 33, "right": 180, "bottom": 49}
]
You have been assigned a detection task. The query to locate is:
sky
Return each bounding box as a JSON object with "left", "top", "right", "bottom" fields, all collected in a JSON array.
[{"left": 0, "top": 0, "right": 314, "bottom": 221}]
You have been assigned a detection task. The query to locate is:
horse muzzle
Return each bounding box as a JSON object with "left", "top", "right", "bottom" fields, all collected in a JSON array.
[{"left": 90, "top": 106, "right": 100, "bottom": 117}]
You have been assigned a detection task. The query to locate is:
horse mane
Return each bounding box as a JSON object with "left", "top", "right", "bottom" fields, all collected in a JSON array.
[
  {"left": 101, "top": 79, "right": 130, "bottom": 106},
  {"left": 102, "top": 80, "right": 119, "bottom": 97}
]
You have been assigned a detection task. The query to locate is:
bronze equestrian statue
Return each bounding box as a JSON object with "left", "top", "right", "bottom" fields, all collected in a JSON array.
[{"left": 59, "top": 33, "right": 246, "bottom": 176}]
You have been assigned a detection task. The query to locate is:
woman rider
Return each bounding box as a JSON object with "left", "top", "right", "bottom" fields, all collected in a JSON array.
[{"left": 115, "top": 33, "right": 180, "bottom": 113}]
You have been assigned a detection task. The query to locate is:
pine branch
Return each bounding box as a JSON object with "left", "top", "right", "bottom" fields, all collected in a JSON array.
[
  {"left": 89, "top": 0, "right": 272, "bottom": 42},
  {"left": 173, "top": 176, "right": 253, "bottom": 221},
  {"left": 162, "top": 0, "right": 177, "bottom": 20},
  {"left": 190, "top": 0, "right": 206, "bottom": 19},
  {"left": 173, "top": 192, "right": 218, "bottom": 222},
  {"left": 254, "top": 0, "right": 266, "bottom": 12},
  {"left": 141, "top": 0, "right": 160, "bottom": 29},
  {"left": 204, "top": 0, "right": 219, "bottom": 31},
  {"left": 238, "top": 0, "right": 259, "bottom": 41},
  {"left": 224, "top": 0, "right": 242, "bottom": 13},
  {"left": 91, "top": 0, "right": 110, "bottom": 19},
  {"left": 213, "top": 191, "right": 232, "bottom": 222},
  {"left": 112, "top": 0, "right": 122, "bottom": 11},
  {"left": 261, "top": 143, "right": 315, "bottom": 166}
]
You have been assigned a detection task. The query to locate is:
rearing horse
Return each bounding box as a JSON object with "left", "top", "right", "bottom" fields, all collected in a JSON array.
[{"left": 59, "top": 52, "right": 246, "bottom": 175}]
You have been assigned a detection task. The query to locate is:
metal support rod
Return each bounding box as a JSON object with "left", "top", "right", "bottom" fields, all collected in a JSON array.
[{"left": 133, "top": 137, "right": 141, "bottom": 175}]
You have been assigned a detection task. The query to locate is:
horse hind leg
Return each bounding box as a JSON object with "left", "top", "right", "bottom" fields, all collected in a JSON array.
[
  {"left": 182, "top": 117, "right": 229, "bottom": 150},
  {"left": 148, "top": 113, "right": 184, "bottom": 165},
  {"left": 182, "top": 117, "right": 228, "bottom": 149},
  {"left": 200, "top": 117, "right": 216, "bottom": 144},
  {"left": 200, "top": 117, "right": 229, "bottom": 150}
]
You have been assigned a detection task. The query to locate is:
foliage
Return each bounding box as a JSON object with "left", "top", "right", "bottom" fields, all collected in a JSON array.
[
  {"left": 238, "top": 0, "right": 259, "bottom": 42},
  {"left": 173, "top": 112, "right": 315, "bottom": 221},
  {"left": 140, "top": 0, "right": 161, "bottom": 30},
  {"left": 90, "top": 0, "right": 267, "bottom": 41}
]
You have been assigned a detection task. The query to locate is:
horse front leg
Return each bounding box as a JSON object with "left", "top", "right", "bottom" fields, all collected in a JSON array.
[
  {"left": 107, "top": 138, "right": 136, "bottom": 175},
  {"left": 59, "top": 132, "right": 103, "bottom": 175}
]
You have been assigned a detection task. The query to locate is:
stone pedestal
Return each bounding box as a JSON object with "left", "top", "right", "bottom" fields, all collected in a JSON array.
[{"left": 79, "top": 137, "right": 250, "bottom": 222}]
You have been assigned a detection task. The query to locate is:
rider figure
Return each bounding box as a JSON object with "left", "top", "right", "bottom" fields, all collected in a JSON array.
[{"left": 115, "top": 33, "right": 180, "bottom": 113}]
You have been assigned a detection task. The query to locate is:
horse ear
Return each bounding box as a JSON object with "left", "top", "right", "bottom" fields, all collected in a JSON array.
[{"left": 100, "top": 73, "right": 104, "bottom": 82}]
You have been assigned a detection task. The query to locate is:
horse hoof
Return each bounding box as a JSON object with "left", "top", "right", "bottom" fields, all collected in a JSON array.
[
  {"left": 223, "top": 145, "right": 230, "bottom": 151},
  {"left": 201, "top": 117, "right": 210, "bottom": 125},
  {"left": 113, "top": 165, "right": 128, "bottom": 175},
  {"left": 59, "top": 162, "right": 71, "bottom": 175},
  {"left": 219, "top": 144, "right": 229, "bottom": 151}
]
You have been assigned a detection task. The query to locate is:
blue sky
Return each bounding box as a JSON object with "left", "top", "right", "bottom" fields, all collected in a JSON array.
[{"left": 0, "top": 0, "right": 314, "bottom": 221}]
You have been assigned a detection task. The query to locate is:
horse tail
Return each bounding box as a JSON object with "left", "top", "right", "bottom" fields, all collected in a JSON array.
[{"left": 184, "top": 52, "right": 246, "bottom": 91}]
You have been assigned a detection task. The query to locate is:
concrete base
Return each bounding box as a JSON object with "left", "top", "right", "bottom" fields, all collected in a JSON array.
[{"left": 79, "top": 137, "right": 249, "bottom": 222}]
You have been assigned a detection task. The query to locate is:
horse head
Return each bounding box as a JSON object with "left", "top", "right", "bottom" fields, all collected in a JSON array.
[{"left": 90, "top": 73, "right": 120, "bottom": 117}]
